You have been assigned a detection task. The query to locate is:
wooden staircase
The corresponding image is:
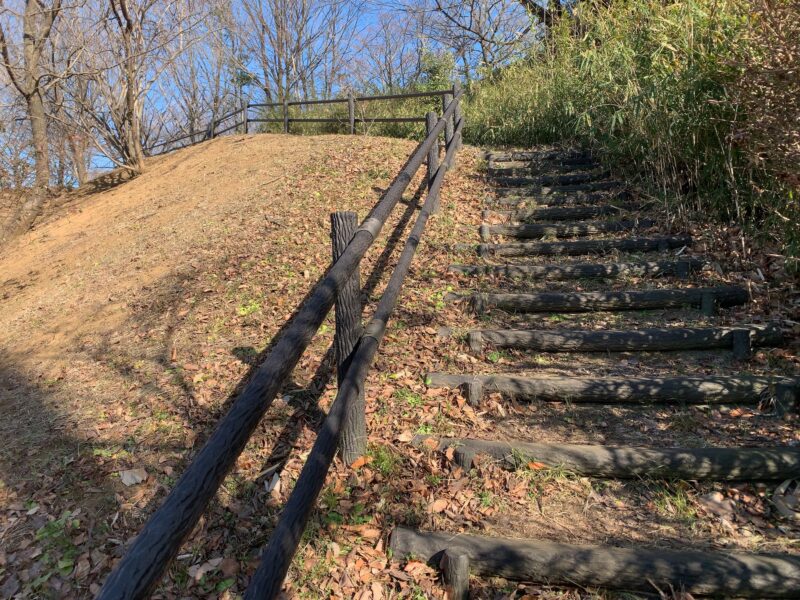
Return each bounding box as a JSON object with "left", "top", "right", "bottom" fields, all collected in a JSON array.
[{"left": 389, "top": 148, "right": 800, "bottom": 598}]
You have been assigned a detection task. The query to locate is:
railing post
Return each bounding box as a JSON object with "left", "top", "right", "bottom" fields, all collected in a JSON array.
[
  {"left": 442, "top": 92, "right": 454, "bottom": 167},
  {"left": 426, "top": 111, "right": 440, "bottom": 213},
  {"left": 426, "top": 111, "right": 439, "bottom": 188},
  {"left": 453, "top": 81, "right": 464, "bottom": 152},
  {"left": 242, "top": 99, "right": 249, "bottom": 135},
  {"left": 283, "top": 98, "right": 289, "bottom": 134},
  {"left": 348, "top": 93, "right": 356, "bottom": 135},
  {"left": 331, "top": 211, "right": 366, "bottom": 465}
]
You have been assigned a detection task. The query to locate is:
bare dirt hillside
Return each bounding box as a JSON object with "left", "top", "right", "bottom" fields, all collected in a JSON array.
[{"left": 0, "top": 133, "right": 486, "bottom": 598}]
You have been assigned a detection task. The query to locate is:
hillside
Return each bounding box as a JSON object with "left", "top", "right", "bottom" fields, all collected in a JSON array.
[
  {"left": 3, "top": 133, "right": 798, "bottom": 600},
  {"left": 0, "top": 133, "right": 486, "bottom": 597}
]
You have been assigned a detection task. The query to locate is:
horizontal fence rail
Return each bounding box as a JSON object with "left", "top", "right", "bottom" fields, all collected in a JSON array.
[
  {"left": 97, "top": 83, "right": 464, "bottom": 599},
  {"left": 244, "top": 110, "right": 463, "bottom": 600},
  {"left": 147, "top": 88, "right": 455, "bottom": 156}
]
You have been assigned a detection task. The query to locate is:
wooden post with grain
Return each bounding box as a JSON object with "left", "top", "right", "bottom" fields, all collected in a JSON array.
[{"left": 330, "top": 211, "right": 366, "bottom": 465}]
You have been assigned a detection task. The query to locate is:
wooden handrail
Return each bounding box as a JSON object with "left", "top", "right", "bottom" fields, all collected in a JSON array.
[
  {"left": 147, "top": 87, "right": 458, "bottom": 155},
  {"left": 96, "top": 88, "right": 463, "bottom": 600}
]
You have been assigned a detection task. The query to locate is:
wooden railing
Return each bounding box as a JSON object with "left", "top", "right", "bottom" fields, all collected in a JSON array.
[
  {"left": 97, "top": 84, "right": 464, "bottom": 600},
  {"left": 147, "top": 87, "right": 459, "bottom": 156}
]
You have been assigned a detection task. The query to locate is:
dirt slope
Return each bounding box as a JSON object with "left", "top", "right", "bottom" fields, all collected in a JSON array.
[{"left": 0, "top": 133, "right": 490, "bottom": 598}]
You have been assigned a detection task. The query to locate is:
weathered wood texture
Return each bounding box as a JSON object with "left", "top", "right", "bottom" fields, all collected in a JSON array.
[
  {"left": 425, "top": 372, "right": 797, "bottom": 407},
  {"left": 490, "top": 191, "right": 632, "bottom": 206},
  {"left": 480, "top": 220, "right": 655, "bottom": 240},
  {"left": 494, "top": 179, "right": 623, "bottom": 193},
  {"left": 474, "top": 236, "right": 691, "bottom": 257},
  {"left": 493, "top": 204, "right": 639, "bottom": 221},
  {"left": 97, "top": 89, "right": 465, "bottom": 600},
  {"left": 440, "top": 551, "right": 470, "bottom": 600},
  {"left": 389, "top": 528, "right": 800, "bottom": 598},
  {"left": 427, "top": 438, "right": 800, "bottom": 480},
  {"left": 468, "top": 324, "right": 783, "bottom": 353},
  {"left": 426, "top": 112, "right": 439, "bottom": 193},
  {"left": 468, "top": 286, "right": 748, "bottom": 314},
  {"left": 448, "top": 259, "right": 703, "bottom": 280},
  {"left": 492, "top": 171, "right": 610, "bottom": 186},
  {"left": 244, "top": 103, "right": 463, "bottom": 600},
  {"left": 487, "top": 150, "right": 592, "bottom": 163},
  {"left": 331, "top": 212, "right": 366, "bottom": 465}
]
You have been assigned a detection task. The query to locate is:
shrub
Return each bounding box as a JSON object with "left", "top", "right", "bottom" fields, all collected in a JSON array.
[{"left": 465, "top": 0, "right": 799, "bottom": 266}]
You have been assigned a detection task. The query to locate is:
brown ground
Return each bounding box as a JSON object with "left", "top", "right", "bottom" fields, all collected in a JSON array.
[{"left": 0, "top": 136, "right": 798, "bottom": 599}]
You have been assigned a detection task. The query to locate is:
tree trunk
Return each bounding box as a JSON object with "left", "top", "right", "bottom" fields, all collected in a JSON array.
[
  {"left": 0, "top": 188, "right": 48, "bottom": 244},
  {"left": 26, "top": 92, "right": 51, "bottom": 189}
]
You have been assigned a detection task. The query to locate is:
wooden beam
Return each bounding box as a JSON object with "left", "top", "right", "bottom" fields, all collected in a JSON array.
[
  {"left": 467, "top": 286, "right": 748, "bottom": 314},
  {"left": 492, "top": 203, "right": 639, "bottom": 221},
  {"left": 447, "top": 259, "right": 703, "bottom": 280},
  {"left": 480, "top": 219, "right": 656, "bottom": 240},
  {"left": 425, "top": 373, "right": 797, "bottom": 408},
  {"left": 423, "top": 437, "right": 800, "bottom": 480},
  {"left": 490, "top": 191, "right": 633, "bottom": 206},
  {"left": 473, "top": 236, "right": 691, "bottom": 257},
  {"left": 495, "top": 179, "right": 623, "bottom": 193},
  {"left": 389, "top": 528, "right": 800, "bottom": 598},
  {"left": 467, "top": 324, "right": 783, "bottom": 353}
]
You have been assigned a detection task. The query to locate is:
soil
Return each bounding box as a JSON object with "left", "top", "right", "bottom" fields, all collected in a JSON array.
[{"left": 0, "top": 136, "right": 797, "bottom": 600}]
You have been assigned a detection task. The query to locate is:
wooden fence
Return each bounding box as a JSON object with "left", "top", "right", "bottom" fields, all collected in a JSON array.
[
  {"left": 147, "top": 88, "right": 458, "bottom": 156},
  {"left": 97, "top": 83, "right": 464, "bottom": 599}
]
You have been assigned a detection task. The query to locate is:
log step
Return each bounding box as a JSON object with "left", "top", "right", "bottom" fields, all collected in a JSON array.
[
  {"left": 479, "top": 220, "right": 656, "bottom": 240},
  {"left": 484, "top": 204, "right": 643, "bottom": 221},
  {"left": 466, "top": 286, "right": 748, "bottom": 314},
  {"left": 495, "top": 180, "right": 623, "bottom": 193},
  {"left": 447, "top": 259, "right": 704, "bottom": 280},
  {"left": 422, "top": 437, "right": 800, "bottom": 480},
  {"left": 390, "top": 527, "right": 800, "bottom": 598},
  {"left": 490, "top": 171, "right": 611, "bottom": 186},
  {"left": 424, "top": 373, "right": 798, "bottom": 410},
  {"left": 490, "top": 191, "right": 632, "bottom": 206},
  {"left": 486, "top": 150, "right": 592, "bottom": 164},
  {"left": 492, "top": 163, "right": 602, "bottom": 177},
  {"left": 487, "top": 167, "right": 603, "bottom": 180},
  {"left": 472, "top": 236, "right": 691, "bottom": 257},
  {"left": 468, "top": 323, "right": 783, "bottom": 356}
]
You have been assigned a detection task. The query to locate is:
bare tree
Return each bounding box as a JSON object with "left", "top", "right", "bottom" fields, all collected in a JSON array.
[
  {"left": 235, "top": 0, "right": 362, "bottom": 102},
  {"left": 0, "top": 0, "right": 62, "bottom": 189},
  {"left": 158, "top": 0, "right": 239, "bottom": 145},
  {"left": 58, "top": 0, "right": 207, "bottom": 175},
  {"left": 353, "top": 9, "right": 428, "bottom": 92},
  {"left": 0, "top": 92, "right": 34, "bottom": 188}
]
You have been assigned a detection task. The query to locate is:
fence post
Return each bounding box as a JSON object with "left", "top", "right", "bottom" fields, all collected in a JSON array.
[
  {"left": 348, "top": 93, "right": 356, "bottom": 135},
  {"left": 331, "top": 211, "right": 366, "bottom": 466},
  {"left": 442, "top": 92, "right": 454, "bottom": 167},
  {"left": 453, "top": 81, "right": 463, "bottom": 151},
  {"left": 205, "top": 115, "right": 216, "bottom": 141},
  {"left": 283, "top": 98, "right": 289, "bottom": 134},
  {"left": 426, "top": 111, "right": 440, "bottom": 213},
  {"left": 242, "top": 99, "right": 249, "bottom": 135}
]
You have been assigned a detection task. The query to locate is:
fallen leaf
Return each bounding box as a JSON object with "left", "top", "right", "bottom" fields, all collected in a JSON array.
[
  {"left": 350, "top": 456, "right": 368, "bottom": 469},
  {"left": 422, "top": 438, "right": 438, "bottom": 451},
  {"left": 188, "top": 557, "right": 223, "bottom": 581},
  {"left": 220, "top": 557, "right": 239, "bottom": 577},
  {"left": 119, "top": 468, "right": 148, "bottom": 486}
]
